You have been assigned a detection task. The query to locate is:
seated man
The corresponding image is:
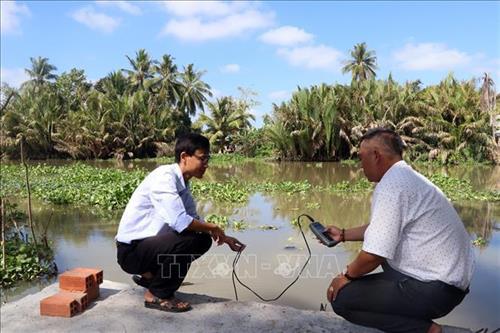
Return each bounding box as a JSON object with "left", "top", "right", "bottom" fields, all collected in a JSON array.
[
  {"left": 116, "top": 133, "right": 245, "bottom": 312},
  {"left": 325, "top": 128, "right": 474, "bottom": 333}
]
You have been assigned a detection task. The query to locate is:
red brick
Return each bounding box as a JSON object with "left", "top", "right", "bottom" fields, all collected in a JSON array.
[
  {"left": 85, "top": 283, "right": 100, "bottom": 301},
  {"left": 73, "top": 267, "right": 103, "bottom": 285},
  {"left": 59, "top": 291, "right": 88, "bottom": 312},
  {"left": 40, "top": 294, "right": 79, "bottom": 317},
  {"left": 59, "top": 270, "right": 94, "bottom": 292}
]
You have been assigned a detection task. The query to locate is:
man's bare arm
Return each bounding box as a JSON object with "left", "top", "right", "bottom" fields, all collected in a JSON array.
[
  {"left": 346, "top": 250, "right": 385, "bottom": 278},
  {"left": 345, "top": 224, "right": 369, "bottom": 241},
  {"left": 325, "top": 224, "right": 369, "bottom": 242}
]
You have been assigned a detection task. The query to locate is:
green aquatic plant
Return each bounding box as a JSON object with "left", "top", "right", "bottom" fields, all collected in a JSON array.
[
  {"left": 428, "top": 174, "right": 500, "bottom": 202},
  {"left": 305, "top": 202, "right": 321, "bottom": 209},
  {"left": 472, "top": 237, "right": 487, "bottom": 247},
  {"left": 255, "top": 180, "right": 312, "bottom": 195},
  {"left": 324, "top": 178, "right": 373, "bottom": 194},
  {"left": 340, "top": 159, "right": 358, "bottom": 166},
  {"left": 205, "top": 214, "right": 229, "bottom": 230},
  {"left": 1, "top": 163, "right": 147, "bottom": 210},
  {"left": 0, "top": 240, "right": 56, "bottom": 288},
  {"left": 191, "top": 181, "right": 248, "bottom": 203},
  {"left": 0, "top": 201, "right": 56, "bottom": 288},
  {"left": 2, "top": 164, "right": 497, "bottom": 217},
  {"left": 232, "top": 220, "right": 249, "bottom": 231},
  {"left": 290, "top": 218, "right": 300, "bottom": 227}
]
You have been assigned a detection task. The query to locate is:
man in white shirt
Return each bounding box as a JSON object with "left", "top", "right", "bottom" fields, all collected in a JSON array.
[
  {"left": 325, "top": 128, "right": 474, "bottom": 333},
  {"left": 116, "top": 133, "right": 245, "bottom": 312}
]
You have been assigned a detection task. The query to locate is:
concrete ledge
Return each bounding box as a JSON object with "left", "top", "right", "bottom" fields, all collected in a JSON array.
[{"left": 0, "top": 280, "right": 472, "bottom": 333}]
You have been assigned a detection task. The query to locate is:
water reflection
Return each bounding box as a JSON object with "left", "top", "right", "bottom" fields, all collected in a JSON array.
[{"left": 1, "top": 161, "right": 498, "bottom": 330}]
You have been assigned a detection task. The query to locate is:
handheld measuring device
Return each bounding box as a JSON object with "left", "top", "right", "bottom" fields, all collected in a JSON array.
[{"left": 309, "top": 221, "right": 340, "bottom": 247}]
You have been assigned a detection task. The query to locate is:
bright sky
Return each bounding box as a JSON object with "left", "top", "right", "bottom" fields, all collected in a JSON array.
[{"left": 1, "top": 1, "right": 499, "bottom": 126}]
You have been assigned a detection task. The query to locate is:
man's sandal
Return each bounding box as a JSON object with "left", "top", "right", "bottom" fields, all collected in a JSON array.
[{"left": 144, "top": 296, "right": 192, "bottom": 312}]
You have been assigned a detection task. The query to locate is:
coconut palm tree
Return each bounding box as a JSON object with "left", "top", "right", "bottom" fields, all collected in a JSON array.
[
  {"left": 122, "top": 49, "right": 154, "bottom": 92},
  {"left": 198, "top": 96, "right": 255, "bottom": 151},
  {"left": 95, "top": 71, "right": 129, "bottom": 97},
  {"left": 180, "top": 64, "right": 212, "bottom": 115},
  {"left": 24, "top": 56, "right": 58, "bottom": 87},
  {"left": 151, "top": 54, "right": 183, "bottom": 105},
  {"left": 342, "top": 43, "right": 378, "bottom": 82}
]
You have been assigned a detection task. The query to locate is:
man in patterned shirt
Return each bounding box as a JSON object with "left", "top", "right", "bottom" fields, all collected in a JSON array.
[{"left": 325, "top": 128, "right": 474, "bottom": 333}]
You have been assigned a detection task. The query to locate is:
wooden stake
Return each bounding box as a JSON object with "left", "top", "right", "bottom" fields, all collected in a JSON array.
[{"left": 20, "top": 137, "right": 37, "bottom": 247}]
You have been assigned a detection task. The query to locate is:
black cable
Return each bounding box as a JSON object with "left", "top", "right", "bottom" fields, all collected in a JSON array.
[{"left": 231, "top": 214, "right": 315, "bottom": 301}]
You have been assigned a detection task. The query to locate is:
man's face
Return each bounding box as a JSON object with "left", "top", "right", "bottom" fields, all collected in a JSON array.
[
  {"left": 359, "top": 141, "right": 379, "bottom": 182},
  {"left": 183, "top": 148, "right": 210, "bottom": 179}
]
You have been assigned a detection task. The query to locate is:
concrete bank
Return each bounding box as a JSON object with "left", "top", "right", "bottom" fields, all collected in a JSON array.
[{"left": 0, "top": 281, "right": 472, "bottom": 333}]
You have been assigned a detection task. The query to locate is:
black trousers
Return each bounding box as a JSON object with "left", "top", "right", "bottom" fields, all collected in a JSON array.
[
  {"left": 331, "top": 263, "right": 468, "bottom": 333},
  {"left": 116, "top": 227, "right": 212, "bottom": 299}
]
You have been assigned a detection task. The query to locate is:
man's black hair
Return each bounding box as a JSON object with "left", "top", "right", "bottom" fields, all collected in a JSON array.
[
  {"left": 175, "top": 133, "right": 210, "bottom": 163},
  {"left": 360, "top": 127, "right": 404, "bottom": 157}
]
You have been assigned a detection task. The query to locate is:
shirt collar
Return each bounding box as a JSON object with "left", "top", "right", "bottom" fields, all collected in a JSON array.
[{"left": 379, "top": 160, "right": 406, "bottom": 184}]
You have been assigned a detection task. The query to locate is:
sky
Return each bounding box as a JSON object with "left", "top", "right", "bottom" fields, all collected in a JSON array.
[{"left": 1, "top": 1, "right": 499, "bottom": 126}]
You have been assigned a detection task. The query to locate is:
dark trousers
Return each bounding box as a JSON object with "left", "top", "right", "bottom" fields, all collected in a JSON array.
[
  {"left": 331, "top": 263, "right": 468, "bottom": 333},
  {"left": 116, "top": 228, "right": 212, "bottom": 299}
]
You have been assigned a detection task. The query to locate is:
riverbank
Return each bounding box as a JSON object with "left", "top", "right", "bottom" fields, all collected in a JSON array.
[{"left": 0, "top": 280, "right": 472, "bottom": 332}]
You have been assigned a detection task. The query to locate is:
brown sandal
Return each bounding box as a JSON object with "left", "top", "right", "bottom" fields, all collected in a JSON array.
[{"left": 144, "top": 296, "right": 192, "bottom": 312}]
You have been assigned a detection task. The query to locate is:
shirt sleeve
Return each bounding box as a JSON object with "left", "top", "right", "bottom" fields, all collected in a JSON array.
[
  {"left": 149, "top": 172, "right": 194, "bottom": 233},
  {"left": 184, "top": 187, "right": 203, "bottom": 222},
  {"left": 362, "top": 187, "right": 404, "bottom": 260}
]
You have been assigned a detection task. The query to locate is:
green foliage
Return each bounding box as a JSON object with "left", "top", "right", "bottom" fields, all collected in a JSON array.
[
  {"left": 0, "top": 240, "right": 55, "bottom": 288},
  {"left": 3, "top": 47, "right": 498, "bottom": 165},
  {"left": 340, "top": 159, "right": 358, "bottom": 166},
  {"left": 0, "top": 202, "right": 56, "bottom": 288},
  {"left": 266, "top": 84, "right": 344, "bottom": 161},
  {"left": 1, "top": 164, "right": 497, "bottom": 220},
  {"left": 191, "top": 181, "right": 249, "bottom": 203},
  {"left": 1, "top": 164, "right": 147, "bottom": 210},
  {"left": 305, "top": 202, "right": 321, "bottom": 209},
  {"left": 204, "top": 214, "right": 249, "bottom": 231},
  {"left": 427, "top": 174, "right": 500, "bottom": 202},
  {"left": 192, "top": 179, "right": 312, "bottom": 203},
  {"left": 472, "top": 237, "right": 487, "bottom": 247},
  {"left": 255, "top": 180, "right": 313, "bottom": 195},
  {"left": 196, "top": 96, "right": 255, "bottom": 152},
  {"left": 342, "top": 42, "right": 378, "bottom": 82},
  {"left": 204, "top": 214, "right": 229, "bottom": 230},
  {"left": 265, "top": 73, "right": 498, "bottom": 164},
  {"left": 324, "top": 178, "right": 373, "bottom": 194},
  {"left": 209, "top": 153, "right": 248, "bottom": 165},
  {"left": 232, "top": 128, "right": 274, "bottom": 157},
  {"left": 1, "top": 51, "right": 213, "bottom": 160},
  {"left": 232, "top": 220, "right": 249, "bottom": 231}
]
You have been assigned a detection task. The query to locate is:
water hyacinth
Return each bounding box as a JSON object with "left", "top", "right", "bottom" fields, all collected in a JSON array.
[{"left": 1, "top": 163, "right": 497, "bottom": 215}]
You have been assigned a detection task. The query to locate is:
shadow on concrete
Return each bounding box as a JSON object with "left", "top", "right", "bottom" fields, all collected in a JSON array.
[{"left": 176, "top": 291, "right": 230, "bottom": 305}]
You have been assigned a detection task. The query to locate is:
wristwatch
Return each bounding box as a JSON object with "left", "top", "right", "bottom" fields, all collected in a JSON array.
[{"left": 343, "top": 268, "right": 358, "bottom": 281}]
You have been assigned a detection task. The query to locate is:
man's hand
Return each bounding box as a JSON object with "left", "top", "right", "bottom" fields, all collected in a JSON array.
[
  {"left": 326, "top": 274, "right": 350, "bottom": 302},
  {"left": 209, "top": 225, "right": 226, "bottom": 246},
  {"left": 324, "top": 225, "right": 343, "bottom": 242},
  {"left": 225, "top": 236, "right": 246, "bottom": 252}
]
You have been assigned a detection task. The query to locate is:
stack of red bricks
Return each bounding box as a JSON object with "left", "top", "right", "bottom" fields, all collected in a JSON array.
[{"left": 40, "top": 267, "right": 103, "bottom": 318}]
